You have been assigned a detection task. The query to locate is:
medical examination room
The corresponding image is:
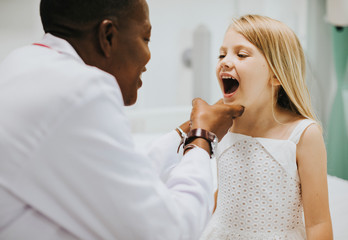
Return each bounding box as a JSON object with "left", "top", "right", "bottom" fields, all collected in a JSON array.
[{"left": 0, "top": 0, "right": 347, "bottom": 239}]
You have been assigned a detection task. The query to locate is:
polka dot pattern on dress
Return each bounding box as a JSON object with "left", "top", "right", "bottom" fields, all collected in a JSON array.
[{"left": 200, "top": 134, "right": 305, "bottom": 240}]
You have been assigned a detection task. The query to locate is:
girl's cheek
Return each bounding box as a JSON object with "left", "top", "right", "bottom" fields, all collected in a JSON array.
[{"left": 215, "top": 66, "right": 221, "bottom": 77}]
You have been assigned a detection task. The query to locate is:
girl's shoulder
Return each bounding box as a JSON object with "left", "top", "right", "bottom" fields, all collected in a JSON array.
[
  {"left": 287, "top": 118, "right": 318, "bottom": 144},
  {"left": 272, "top": 107, "right": 318, "bottom": 141}
]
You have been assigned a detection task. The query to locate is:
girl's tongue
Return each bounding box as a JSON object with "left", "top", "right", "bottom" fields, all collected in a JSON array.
[{"left": 223, "top": 77, "right": 239, "bottom": 94}]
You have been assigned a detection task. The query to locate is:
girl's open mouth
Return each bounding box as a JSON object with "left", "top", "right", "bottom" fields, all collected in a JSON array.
[{"left": 222, "top": 76, "right": 239, "bottom": 95}]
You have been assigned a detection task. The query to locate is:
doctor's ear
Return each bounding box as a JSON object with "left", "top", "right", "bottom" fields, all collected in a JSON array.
[{"left": 98, "top": 19, "right": 118, "bottom": 58}]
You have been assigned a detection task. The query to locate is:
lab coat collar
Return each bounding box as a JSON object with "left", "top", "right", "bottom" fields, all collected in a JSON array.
[{"left": 37, "top": 33, "right": 85, "bottom": 64}]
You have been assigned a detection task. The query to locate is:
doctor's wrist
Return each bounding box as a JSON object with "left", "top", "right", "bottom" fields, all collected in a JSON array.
[
  {"left": 177, "top": 121, "right": 190, "bottom": 135},
  {"left": 184, "top": 138, "right": 211, "bottom": 156}
]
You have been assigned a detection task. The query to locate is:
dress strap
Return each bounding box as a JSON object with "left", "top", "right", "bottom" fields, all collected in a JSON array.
[{"left": 288, "top": 119, "right": 316, "bottom": 144}]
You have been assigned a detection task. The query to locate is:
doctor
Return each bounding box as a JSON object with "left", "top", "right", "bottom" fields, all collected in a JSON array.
[{"left": 0, "top": 0, "right": 243, "bottom": 239}]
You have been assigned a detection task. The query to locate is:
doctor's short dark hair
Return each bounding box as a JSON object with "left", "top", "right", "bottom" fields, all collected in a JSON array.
[{"left": 40, "top": 0, "right": 139, "bottom": 37}]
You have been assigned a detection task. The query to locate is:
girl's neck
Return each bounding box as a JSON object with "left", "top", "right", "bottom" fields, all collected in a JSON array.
[{"left": 231, "top": 104, "right": 301, "bottom": 138}]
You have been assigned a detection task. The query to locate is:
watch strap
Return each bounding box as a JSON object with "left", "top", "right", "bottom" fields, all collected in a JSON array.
[
  {"left": 184, "top": 128, "right": 217, "bottom": 157},
  {"left": 186, "top": 128, "right": 216, "bottom": 143}
]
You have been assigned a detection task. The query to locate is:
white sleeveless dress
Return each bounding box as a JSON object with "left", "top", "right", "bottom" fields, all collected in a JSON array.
[{"left": 200, "top": 119, "right": 316, "bottom": 240}]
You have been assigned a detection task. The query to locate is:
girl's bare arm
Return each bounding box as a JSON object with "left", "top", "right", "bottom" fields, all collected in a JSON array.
[{"left": 297, "top": 124, "right": 333, "bottom": 240}]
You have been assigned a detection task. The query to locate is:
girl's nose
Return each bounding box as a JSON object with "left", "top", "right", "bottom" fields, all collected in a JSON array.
[{"left": 220, "top": 59, "right": 233, "bottom": 70}]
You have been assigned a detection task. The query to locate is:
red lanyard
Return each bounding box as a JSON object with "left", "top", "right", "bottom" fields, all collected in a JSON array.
[
  {"left": 33, "top": 43, "right": 52, "bottom": 49},
  {"left": 33, "top": 43, "right": 62, "bottom": 54}
]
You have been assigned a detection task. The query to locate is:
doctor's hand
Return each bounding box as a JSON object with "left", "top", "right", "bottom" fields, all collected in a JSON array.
[{"left": 190, "top": 98, "right": 244, "bottom": 141}]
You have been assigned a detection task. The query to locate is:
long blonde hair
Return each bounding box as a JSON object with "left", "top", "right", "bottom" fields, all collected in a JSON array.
[{"left": 230, "top": 15, "right": 318, "bottom": 122}]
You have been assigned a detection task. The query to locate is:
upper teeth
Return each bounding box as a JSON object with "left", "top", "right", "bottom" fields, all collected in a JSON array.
[{"left": 222, "top": 76, "right": 234, "bottom": 79}]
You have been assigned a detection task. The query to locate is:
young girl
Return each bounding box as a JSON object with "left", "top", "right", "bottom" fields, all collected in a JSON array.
[{"left": 200, "top": 15, "right": 333, "bottom": 240}]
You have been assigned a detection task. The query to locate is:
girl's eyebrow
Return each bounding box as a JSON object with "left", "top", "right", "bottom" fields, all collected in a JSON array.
[
  {"left": 234, "top": 44, "right": 254, "bottom": 52},
  {"left": 219, "top": 46, "right": 227, "bottom": 52},
  {"left": 219, "top": 44, "right": 254, "bottom": 53}
]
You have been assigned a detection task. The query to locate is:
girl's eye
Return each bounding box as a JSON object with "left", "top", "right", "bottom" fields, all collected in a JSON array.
[
  {"left": 218, "top": 55, "right": 225, "bottom": 59},
  {"left": 144, "top": 38, "right": 150, "bottom": 42},
  {"left": 238, "top": 53, "right": 247, "bottom": 58}
]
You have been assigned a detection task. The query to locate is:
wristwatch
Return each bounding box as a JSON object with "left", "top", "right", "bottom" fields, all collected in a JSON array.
[{"left": 184, "top": 128, "right": 218, "bottom": 158}]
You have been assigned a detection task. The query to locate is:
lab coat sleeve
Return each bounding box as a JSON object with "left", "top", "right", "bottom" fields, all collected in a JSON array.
[
  {"left": 14, "top": 75, "right": 214, "bottom": 240},
  {"left": 144, "top": 130, "right": 183, "bottom": 181}
]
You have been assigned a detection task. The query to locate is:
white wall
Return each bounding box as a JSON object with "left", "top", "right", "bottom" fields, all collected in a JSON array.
[
  {"left": 0, "top": 0, "right": 334, "bottom": 132},
  {"left": 0, "top": 0, "right": 43, "bottom": 60},
  {"left": 306, "top": 0, "right": 335, "bottom": 133},
  {"left": 135, "top": 0, "right": 309, "bottom": 109},
  {"left": 137, "top": 0, "right": 238, "bottom": 109}
]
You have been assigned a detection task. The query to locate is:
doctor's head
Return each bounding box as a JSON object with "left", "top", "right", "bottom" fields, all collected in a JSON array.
[{"left": 40, "top": 0, "right": 152, "bottom": 106}]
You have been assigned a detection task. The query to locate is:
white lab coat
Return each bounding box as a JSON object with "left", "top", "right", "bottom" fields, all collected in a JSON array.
[{"left": 0, "top": 34, "right": 214, "bottom": 240}]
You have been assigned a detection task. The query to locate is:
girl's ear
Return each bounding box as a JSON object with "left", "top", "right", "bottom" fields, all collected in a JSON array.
[{"left": 271, "top": 75, "right": 281, "bottom": 86}]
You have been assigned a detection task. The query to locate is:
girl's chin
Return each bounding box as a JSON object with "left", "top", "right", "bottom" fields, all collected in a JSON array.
[{"left": 223, "top": 98, "right": 237, "bottom": 105}]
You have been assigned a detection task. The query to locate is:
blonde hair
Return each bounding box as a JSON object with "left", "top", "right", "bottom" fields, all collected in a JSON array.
[{"left": 230, "top": 15, "right": 318, "bottom": 122}]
